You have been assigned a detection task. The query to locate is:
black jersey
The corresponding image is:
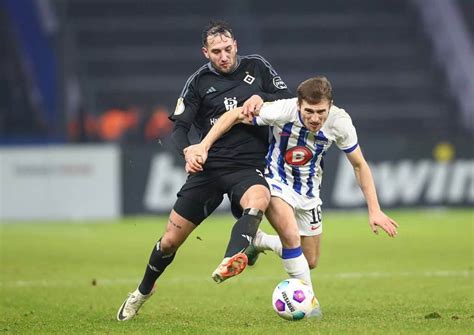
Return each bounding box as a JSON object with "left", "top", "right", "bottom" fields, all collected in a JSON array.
[{"left": 170, "top": 54, "right": 293, "bottom": 169}]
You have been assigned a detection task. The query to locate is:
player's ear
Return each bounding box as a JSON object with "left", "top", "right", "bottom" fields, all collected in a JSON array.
[
  {"left": 202, "top": 47, "right": 210, "bottom": 59},
  {"left": 234, "top": 39, "right": 238, "bottom": 53}
]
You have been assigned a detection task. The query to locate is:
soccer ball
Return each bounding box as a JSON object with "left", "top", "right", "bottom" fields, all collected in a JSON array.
[{"left": 272, "top": 278, "right": 319, "bottom": 321}]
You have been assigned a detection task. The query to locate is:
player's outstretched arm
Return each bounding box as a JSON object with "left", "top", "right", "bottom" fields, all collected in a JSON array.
[
  {"left": 184, "top": 107, "right": 249, "bottom": 173},
  {"left": 346, "top": 147, "right": 399, "bottom": 237},
  {"left": 201, "top": 107, "right": 248, "bottom": 149}
]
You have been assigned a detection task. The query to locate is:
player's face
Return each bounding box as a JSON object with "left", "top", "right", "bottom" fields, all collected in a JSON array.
[
  {"left": 202, "top": 33, "right": 238, "bottom": 74},
  {"left": 298, "top": 99, "right": 331, "bottom": 132}
]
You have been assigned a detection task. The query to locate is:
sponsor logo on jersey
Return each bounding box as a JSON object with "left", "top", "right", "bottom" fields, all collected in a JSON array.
[
  {"left": 272, "top": 76, "right": 287, "bottom": 89},
  {"left": 210, "top": 117, "right": 219, "bottom": 125},
  {"left": 224, "top": 97, "right": 238, "bottom": 111},
  {"left": 284, "top": 146, "right": 313, "bottom": 166},
  {"left": 243, "top": 74, "right": 255, "bottom": 85},
  {"left": 174, "top": 97, "right": 185, "bottom": 116}
]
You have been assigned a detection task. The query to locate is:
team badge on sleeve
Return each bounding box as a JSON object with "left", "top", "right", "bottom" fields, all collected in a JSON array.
[
  {"left": 174, "top": 97, "right": 185, "bottom": 116},
  {"left": 273, "top": 76, "right": 288, "bottom": 89}
]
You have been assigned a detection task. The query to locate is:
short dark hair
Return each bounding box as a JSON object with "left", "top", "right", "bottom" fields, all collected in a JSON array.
[
  {"left": 297, "top": 76, "right": 333, "bottom": 105},
  {"left": 201, "top": 20, "right": 234, "bottom": 46}
]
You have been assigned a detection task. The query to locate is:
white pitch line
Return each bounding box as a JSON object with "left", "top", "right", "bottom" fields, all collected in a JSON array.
[{"left": 0, "top": 270, "right": 471, "bottom": 288}]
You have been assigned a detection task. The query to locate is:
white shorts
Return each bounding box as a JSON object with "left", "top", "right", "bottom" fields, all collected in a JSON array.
[{"left": 265, "top": 177, "right": 323, "bottom": 236}]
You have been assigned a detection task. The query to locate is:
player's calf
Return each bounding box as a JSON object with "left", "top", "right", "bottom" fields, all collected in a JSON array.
[{"left": 224, "top": 208, "right": 264, "bottom": 257}]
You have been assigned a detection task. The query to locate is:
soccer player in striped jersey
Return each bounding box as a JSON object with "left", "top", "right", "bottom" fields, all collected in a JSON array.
[{"left": 185, "top": 77, "right": 399, "bottom": 314}]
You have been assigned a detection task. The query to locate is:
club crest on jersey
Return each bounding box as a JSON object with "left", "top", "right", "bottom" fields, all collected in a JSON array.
[
  {"left": 224, "top": 97, "right": 238, "bottom": 111},
  {"left": 272, "top": 76, "right": 287, "bottom": 89},
  {"left": 243, "top": 74, "right": 255, "bottom": 85},
  {"left": 284, "top": 146, "right": 313, "bottom": 166}
]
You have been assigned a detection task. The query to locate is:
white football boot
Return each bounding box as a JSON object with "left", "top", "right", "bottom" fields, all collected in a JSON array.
[
  {"left": 244, "top": 229, "right": 265, "bottom": 266},
  {"left": 307, "top": 305, "right": 323, "bottom": 319},
  {"left": 117, "top": 288, "right": 154, "bottom": 321}
]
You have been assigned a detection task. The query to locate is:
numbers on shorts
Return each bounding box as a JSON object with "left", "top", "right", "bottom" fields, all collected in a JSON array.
[{"left": 309, "top": 205, "right": 322, "bottom": 225}]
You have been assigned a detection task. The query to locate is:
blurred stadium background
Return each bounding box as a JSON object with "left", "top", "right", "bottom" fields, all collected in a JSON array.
[{"left": 0, "top": 0, "right": 472, "bottom": 220}]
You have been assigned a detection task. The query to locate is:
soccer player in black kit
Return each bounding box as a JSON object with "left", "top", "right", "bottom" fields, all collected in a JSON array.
[{"left": 117, "top": 20, "right": 292, "bottom": 321}]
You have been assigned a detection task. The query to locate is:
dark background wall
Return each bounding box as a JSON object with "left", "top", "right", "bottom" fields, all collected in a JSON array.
[{"left": 1, "top": 0, "right": 472, "bottom": 214}]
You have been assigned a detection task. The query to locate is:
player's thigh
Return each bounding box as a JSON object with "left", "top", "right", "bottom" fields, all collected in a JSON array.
[
  {"left": 226, "top": 168, "right": 270, "bottom": 212},
  {"left": 300, "top": 234, "right": 322, "bottom": 269},
  {"left": 265, "top": 196, "right": 300, "bottom": 248},
  {"left": 174, "top": 171, "right": 224, "bottom": 224}
]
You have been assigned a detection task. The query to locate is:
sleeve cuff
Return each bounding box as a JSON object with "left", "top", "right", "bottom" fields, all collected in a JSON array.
[{"left": 343, "top": 143, "right": 358, "bottom": 153}]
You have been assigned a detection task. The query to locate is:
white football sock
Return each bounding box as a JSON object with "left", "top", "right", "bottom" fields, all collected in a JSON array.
[
  {"left": 253, "top": 230, "right": 283, "bottom": 257},
  {"left": 282, "top": 247, "right": 313, "bottom": 290}
]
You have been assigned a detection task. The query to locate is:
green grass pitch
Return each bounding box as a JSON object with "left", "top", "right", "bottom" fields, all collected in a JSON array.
[{"left": 1, "top": 209, "right": 472, "bottom": 334}]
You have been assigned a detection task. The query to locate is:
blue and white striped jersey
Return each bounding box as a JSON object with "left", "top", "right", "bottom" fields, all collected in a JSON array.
[{"left": 253, "top": 98, "right": 358, "bottom": 199}]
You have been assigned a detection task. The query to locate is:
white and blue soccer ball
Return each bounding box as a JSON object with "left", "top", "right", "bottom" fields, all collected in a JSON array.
[{"left": 272, "top": 278, "right": 319, "bottom": 321}]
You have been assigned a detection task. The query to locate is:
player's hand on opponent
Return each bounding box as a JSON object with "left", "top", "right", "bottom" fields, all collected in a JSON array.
[
  {"left": 184, "top": 153, "right": 204, "bottom": 173},
  {"left": 183, "top": 144, "right": 208, "bottom": 173},
  {"left": 242, "top": 94, "right": 263, "bottom": 118},
  {"left": 185, "top": 161, "right": 201, "bottom": 174},
  {"left": 368, "top": 210, "right": 399, "bottom": 237}
]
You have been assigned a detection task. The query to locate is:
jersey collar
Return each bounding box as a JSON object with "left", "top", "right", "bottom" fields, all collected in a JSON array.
[
  {"left": 207, "top": 56, "right": 242, "bottom": 76},
  {"left": 297, "top": 109, "right": 308, "bottom": 130}
]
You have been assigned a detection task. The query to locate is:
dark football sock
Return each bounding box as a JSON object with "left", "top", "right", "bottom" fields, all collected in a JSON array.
[
  {"left": 224, "top": 208, "right": 263, "bottom": 257},
  {"left": 138, "top": 240, "right": 176, "bottom": 295}
]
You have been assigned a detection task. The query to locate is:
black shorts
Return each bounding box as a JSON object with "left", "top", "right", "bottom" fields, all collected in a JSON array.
[{"left": 173, "top": 167, "right": 268, "bottom": 225}]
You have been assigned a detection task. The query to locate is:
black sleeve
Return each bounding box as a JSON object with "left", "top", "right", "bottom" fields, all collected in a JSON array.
[
  {"left": 171, "top": 120, "right": 191, "bottom": 156},
  {"left": 253, "top": 55, "right": 294, "bottom": 102},
  {"left": 168, "top": 75, "right": 202, "bottom": 155},
  {"left": 169, "top": 80, "right": 201, "bottom": 124}
]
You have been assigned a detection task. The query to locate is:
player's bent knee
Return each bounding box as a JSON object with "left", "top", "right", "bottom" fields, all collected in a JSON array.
[
  {"left": 159, "top": 235, "right": 180, "bottom": 254},
  {"left": 242, "top": 185, "right": 270, "bottom": 211},
  {"left": 257, "top": 196, "right": 271, "bottom": 211},
  {"left": 280, "top": 232, "right": 301, "bottom": 249},
  {"left": 307, "top": 257, "right": 319, "bottom": 269}
]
